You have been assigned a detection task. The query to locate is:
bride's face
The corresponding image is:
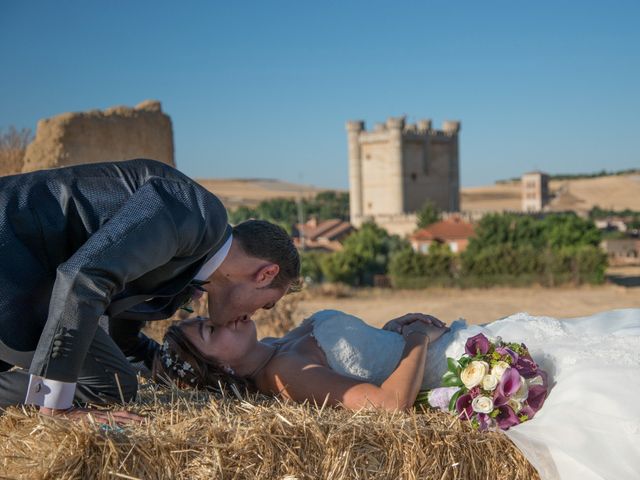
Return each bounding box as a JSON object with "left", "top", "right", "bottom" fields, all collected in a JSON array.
[{"left": 180, "top": 316, "right": 257, "bottom": 365}]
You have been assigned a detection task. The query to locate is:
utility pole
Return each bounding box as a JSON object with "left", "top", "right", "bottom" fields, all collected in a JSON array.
[{"left": 297, "top": 173, "right": 305, "bottom": 250}]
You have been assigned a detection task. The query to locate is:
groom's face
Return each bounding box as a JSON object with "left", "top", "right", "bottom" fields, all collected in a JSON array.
[
  {"left": 201, "top": 238, "right": 291, "bottom": 325},
  {"left": 203, "top": 272, "right": 288, "bottom": 326}
]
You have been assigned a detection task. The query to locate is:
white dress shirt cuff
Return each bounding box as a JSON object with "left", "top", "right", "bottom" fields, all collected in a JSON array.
[{"left": 25, "top": 375, "right": 76, "bottom": 409}]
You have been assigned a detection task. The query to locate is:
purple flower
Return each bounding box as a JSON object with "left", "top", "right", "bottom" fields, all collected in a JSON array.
[
  {"left": 468, "top": 386, "right": 481, "bottom": 398},
  {"left": 456, "top": 393, "right": 474, "bottom": 419},
  {"left": 477, "top": 413, "right": 491, "bottom": 431},
  {"left": 496, "top": 347, "right": 518, "bottom": 364},
  {"left": 536, "top": 368, "right": 549, "bottom": 388},
  {"left": 494, "top": 368, "right": 521, "bottom": 406},
  {"left": 514, "top": 353, "right": 539, "bottom": 378},
  {"left": 465, "top": 333, "right": 490, "bottom": 356},
  {"left": 495, "top": 405, "right": 521, "bottom": 430},
  {"left": 525, "top": 385, "right": 548, "bottom": 413},
  {"left": 427, "top": 387, "right": 459, "bottom": 412},
  {"left": 519, "top": 404, "right": 536, "bottom": 420}
]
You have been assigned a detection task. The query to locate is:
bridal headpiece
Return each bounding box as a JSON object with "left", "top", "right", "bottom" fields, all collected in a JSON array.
[{"left": 160, "top": 340, "right": 197, "bottom": 384}]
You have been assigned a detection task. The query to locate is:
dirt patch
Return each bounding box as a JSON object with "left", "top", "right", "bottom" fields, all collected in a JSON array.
[{"left": 297, "top": 283, "right": 639, "bottom": 328}]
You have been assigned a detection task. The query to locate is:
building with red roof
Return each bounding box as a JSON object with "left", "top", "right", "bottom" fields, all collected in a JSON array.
[
  {"left": 409, "top": 216, "right": 475, "bottom": 253},
  {"left": 293, "top": 217, "right": 355, "bottom": 252}
]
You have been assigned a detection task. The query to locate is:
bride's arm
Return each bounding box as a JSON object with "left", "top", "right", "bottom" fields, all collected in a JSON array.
[{"left": 264, "top": 323, "right": 446, "bottom": 411}]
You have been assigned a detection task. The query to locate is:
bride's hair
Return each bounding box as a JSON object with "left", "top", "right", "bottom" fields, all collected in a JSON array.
[{"left": 152, "top": 325, "right": 256, "bottom": 394}]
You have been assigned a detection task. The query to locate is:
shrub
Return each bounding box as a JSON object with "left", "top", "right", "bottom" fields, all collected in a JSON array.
[
  {"left": 416, "top": 200, "right": 441, "bottom": 229},
  {"left": 300, "top": 250, "right": 328, "bottom": 284},
  {"left": 321, "top": 222, "right": 407, "bottom": 286},
  {"left": 389, "top": 243, "right": 455, "bottom": 288},
  {"left": 389, "top": 213, "right": 607, "bottom": 289}
]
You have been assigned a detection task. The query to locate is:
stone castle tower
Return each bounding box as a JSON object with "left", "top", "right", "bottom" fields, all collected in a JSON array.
[{"left": 346, "top": 116, "right": 460, "bottom": 228}]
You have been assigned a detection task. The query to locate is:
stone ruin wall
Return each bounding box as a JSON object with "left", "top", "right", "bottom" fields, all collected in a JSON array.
[{"left": 19, "top": 100, "right": 174, "bottom": 173}]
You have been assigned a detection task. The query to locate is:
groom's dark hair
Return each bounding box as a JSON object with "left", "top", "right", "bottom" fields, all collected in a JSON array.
[{"left": 232, "top": 219, "right": 301, "bottom": 292}]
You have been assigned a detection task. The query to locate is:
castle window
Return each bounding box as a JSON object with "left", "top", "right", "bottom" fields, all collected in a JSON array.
[{"left": 410, "top": 173, "right": 417, "bottom": 181}]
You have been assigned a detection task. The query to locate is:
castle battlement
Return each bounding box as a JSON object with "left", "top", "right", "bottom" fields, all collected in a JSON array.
[
  {"left": 346, "top": 115, "right": 461, "bottom": 227},
  {"left": 346, "top": 116, "right": 460, "bottom": 140}
]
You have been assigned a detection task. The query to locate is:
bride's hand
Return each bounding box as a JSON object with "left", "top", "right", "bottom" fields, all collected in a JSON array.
[
  {"left": 401, "top": 321, "right": 449, "bottom": 344},
  {"left": 382, "top": 313, "right": 446, "bottom": 333}
]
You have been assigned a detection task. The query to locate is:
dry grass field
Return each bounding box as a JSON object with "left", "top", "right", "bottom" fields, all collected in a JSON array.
[
  {"left": 461, "top": 173, "right": 640, "bottom": 213},
  {"left": 195, "top": 178, "right": 328, "bottom": 209}
]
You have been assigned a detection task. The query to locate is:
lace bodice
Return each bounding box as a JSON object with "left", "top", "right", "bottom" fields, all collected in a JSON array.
[
  {"left": 309, "top": 309, "right": 471, "bottom": 389},
  {"left": 310, "top": 310, "right": 404, "bottom": 386}
]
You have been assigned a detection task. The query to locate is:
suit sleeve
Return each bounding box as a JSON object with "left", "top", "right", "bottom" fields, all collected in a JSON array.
[
  {"left": 108, "top": 317, "right": 159, "bottom": 369},
  {"left": 28, "top": 178, "right": 223, "bottom": 383}
]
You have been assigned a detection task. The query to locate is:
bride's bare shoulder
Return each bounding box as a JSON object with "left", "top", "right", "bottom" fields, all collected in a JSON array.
[{"left": 259, "top": 349, "right": 314, "bottom": 393}]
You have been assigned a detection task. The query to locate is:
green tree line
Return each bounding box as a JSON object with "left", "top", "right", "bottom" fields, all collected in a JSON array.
[
  {"left": 302, "top": 213, "right": 608, "bottom": 288},
  {"left": 228, "top": 191, "right": 349, "bottom": 233}
]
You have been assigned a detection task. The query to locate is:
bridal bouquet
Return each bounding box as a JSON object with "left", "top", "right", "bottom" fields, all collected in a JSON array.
[{"left": 420, "top": 333, "right": 549, "bottom": 431}]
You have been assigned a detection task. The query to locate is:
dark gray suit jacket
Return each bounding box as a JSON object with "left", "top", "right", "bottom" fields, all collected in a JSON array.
[{"left": 0, "top": 159, "right": 230, "bottom": 383}]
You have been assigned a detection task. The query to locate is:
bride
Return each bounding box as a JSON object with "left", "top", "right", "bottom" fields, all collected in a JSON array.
[{"left": 153, "top": 308, "right": 640, "bottom": 480}]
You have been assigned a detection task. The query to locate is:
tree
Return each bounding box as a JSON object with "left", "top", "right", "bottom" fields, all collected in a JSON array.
[
  {"left": 306, "top": 191, "right": 350, "bottom": 221},
  {"left": 228, "top": 205, "right": 257, "bottom": 225},
  {"left": 416, "top": 200, "right": 441, "bottom": 229},
  {"left": 227, "top": 191, "right": 350, "bottom": 230},
  {"left": 389, "top": 243, "right": 454, "bottom": 280},
  {"left": 321, "top": 222, "right": 408, "bottom": 286},
  {"left": 300, "top": 250, "right": 328, "bottom": 284},
  {"left": 464, "top": 213, "right": 545, "bottom": 257},
  {"left": 540, "top": 214, "right": 601, "bottom": 248},
  {"left": 0, "top": 126, "right": 33, "bottom": 175}
]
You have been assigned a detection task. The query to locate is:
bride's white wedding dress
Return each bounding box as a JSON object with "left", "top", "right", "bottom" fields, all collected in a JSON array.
[{"left": 308, "top": 308, "right": 640, "bottom": 480}]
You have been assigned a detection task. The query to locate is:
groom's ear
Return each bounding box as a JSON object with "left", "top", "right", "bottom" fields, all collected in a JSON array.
[{"left": 255, "top": 263, "right": 280, "bottom": 288}]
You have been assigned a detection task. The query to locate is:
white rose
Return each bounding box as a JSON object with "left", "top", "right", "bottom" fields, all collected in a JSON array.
[
  {"left": 491, "top": 361, "right": 511, "bottom": 380},
  {"left": 512, "top": 376, "right": 529, "bottom": 402},
  {"left": 472, "top": 395, "right": 494, "bottom": 414},
  {"left": 527, "top": 375, "right": 544, "bottom": 387},
  {"left": 508, "top": 398, "right": 523, "bottom": 413},
  {"left": 460, "top": 361, "right": 490, "bottom": 389},
  {"left": 481, "top": 373, "right": 499, "bottom": 391}
]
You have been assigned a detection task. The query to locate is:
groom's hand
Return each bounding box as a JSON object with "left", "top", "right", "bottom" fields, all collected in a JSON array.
[
  {"left": 39, "top": 406, "right": 145, "bottom": 425},
  {"left": 382, "top": 313, "right": 446, "bottom": 333}
]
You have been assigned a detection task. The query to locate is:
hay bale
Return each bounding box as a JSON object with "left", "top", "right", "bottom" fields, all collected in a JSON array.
[{"left": 0, "top": 383, "right": 539, "bottom": 479}]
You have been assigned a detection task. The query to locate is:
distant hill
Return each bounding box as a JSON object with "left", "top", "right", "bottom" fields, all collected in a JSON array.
[
  {"left": 197, "top": 172, "right": 640, "bottom": 213},
  {"left": 496, "top": 168, "right": 640, "bottom": 183},
  {"left": 195, "top": 178, "right": 333, "bottom": 209},
  {"left": 461, "top": 173, "right": 640, "bottom": 213}
]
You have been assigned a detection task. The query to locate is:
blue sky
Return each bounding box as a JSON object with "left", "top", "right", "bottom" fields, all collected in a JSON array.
[{"left": 1, "top": 1, "right": 638, "bottom": 188}]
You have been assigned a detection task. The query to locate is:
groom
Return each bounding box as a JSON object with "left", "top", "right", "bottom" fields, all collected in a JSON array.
[{"left": 0, "top": 159, "right": 300, "bottom": 420}]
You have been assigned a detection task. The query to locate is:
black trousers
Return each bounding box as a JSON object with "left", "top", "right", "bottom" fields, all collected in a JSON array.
[{"left": 0, "top": 321, "right": 138, "bottom": 409}]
